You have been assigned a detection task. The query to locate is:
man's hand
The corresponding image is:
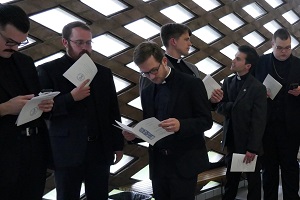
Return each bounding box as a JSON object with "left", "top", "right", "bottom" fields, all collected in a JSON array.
[
  {"left": 210, "top": 89, "right": 223, "bottom": 103},
  {"left": 71, "top": 79, "right": 90, "bottom": 101},
  {"left": 122, "top": 131, "right": 136, "bottom": 141},
  {"left": 159, "top": 118, "right": 180, "bottom": 132},
  {"left": 38, "top": 99, "right": 54, "bottom": 112},
  {"left": 113, "top": 151, "right": 123, "bottom": 164},
  {"left": 288, "top": 86, "right": 300, "bottom": 96},
  {"left": 0, "top": 94, "right": 34, "bottom": 116},
  {"left": 243, "top": 151, "right": 256, "bottom": 164}
]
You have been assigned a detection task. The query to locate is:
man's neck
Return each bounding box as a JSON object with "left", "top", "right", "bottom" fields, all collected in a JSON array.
[{"left": 165, "top": 49, "right": 181, "bottom": 59}]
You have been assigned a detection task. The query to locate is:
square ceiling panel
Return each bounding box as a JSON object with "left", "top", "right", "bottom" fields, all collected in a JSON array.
[
  {"left": 219, "top": 13, "right": 245, "bottom": 30},
  {"left": 160, "top": 4, "right": 195, "bottom": 23},
  {"left": 29, "top": 7, "right": 85, "bottom": 33},
  {"left": 282, "top": 10, "right": 300, "bottom": 25},
  {"left": 124, "top": 17, "right": 160, "bottom": 39},
  {"left": 193, "top": 24, "right": 223, "bottom": 44},
  {"left": 192, "top": 0, "right": 222, "bottom": 11},
  {"left": 243, "top": 2, "right": 267, "bottom": 19},
  {"left": 264, "top": 0, "right": 285, "bottom": 8},
  {"left": 243, "top": 31, "right": 266, "bottom": 47},
  {"left": 220, "top": 43, "right": 239, "bottom": 60},
  {"left": 195, "top": 57, "right": 223, "bottom": 75}
]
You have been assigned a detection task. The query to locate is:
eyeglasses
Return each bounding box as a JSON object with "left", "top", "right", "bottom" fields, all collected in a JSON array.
[
  {"left": 0, "top": 31, "right": 29, "bottom": 47},
  {"left": 69, "top": 39, "right": 92, "bottom": 47},
  {"left": 140, "top": 63, "right": 161, "bottom": 77},
  {"left": 274, "top": 44, "right": 291, "bottom": 51}
]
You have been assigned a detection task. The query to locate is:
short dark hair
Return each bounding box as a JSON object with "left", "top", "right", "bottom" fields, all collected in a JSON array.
[
  {"left": 238, "top": 45, "right": 259, "bottom": 68},
  {"left": 273, "top": 28, "right": 291, "bottom": 41},
  {"left": 160, "top": 23, "right": 191, "bottom": 48},
  {"left": 133, "top": 41, "right": 164, "bottom": 66},
  {"left": 0, "top": 4, "right": 30, "bottom": 33},
  {"left": 62, "top": 21, "right": 91, "bottom": 40}
]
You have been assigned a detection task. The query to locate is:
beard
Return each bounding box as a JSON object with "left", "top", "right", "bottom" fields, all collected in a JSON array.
[{"left": 68, "top": 44, "right": 91, "bottom": 60}]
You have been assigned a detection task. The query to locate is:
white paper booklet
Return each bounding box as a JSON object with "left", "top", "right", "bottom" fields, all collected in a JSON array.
[
  {"left": 202, "top": 74, "right": 221, "bottom": 99},
  {"left": 63, "top": 53, "right": 97, "bottom": 87},
  {"left": 263, "top": 74, "right": 282, "bottom": 100},
  {"left": 16, "top": 91, "right": 60, "bottom": 126},
  {"left": 115, "top": 117, "right": 173, "bottom": 146},
  {"left": 230, "top": 153, "right": 257, "bottom": 172}
]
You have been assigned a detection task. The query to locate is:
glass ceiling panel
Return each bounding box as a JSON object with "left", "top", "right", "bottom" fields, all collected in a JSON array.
[
  {"left": 195, "top": 57, "right": 223, "bottom": 75},
  {"left": 208, "top": 150, "right": 224, "bottom": 163},
  {"left": 29, "top": 7, "right": 85, "bottom": 33},
  {"left": 264, "top": 0, "right": 284, "bottom": 8},
  {"left": 264, "top": 48, "right": 273, "bottom": 55},
  {"left": 160, "top": 4, "right": 195, "bottom": 23},
  {"left": 219, "top": 13, "right": 245, "bottom": 30},
  {"left": 131, "top": 165, "right": 150, "bottom": 181},
  {"left": 263, "top": 20, "right": 282, "bottom": 34},
  {"left": 193, "top": 25, "right": 223, "bottom": 44},
  {"left": 243, "top": 31, "right": 265, "bottom": 47},
  {"left": 126, "top": 62, "right": 140, "bottom": 73},
  {"left": 110, "top": 154, "right": 136, "bottom": 175},
  {"left": 121, "top": 117, "right": 133, "bottom": 126},
  {"left": 282, "top": 10, "right": 300, "bottom": 24},
  {"left": 43, "top": 183, "right": 85, "bottom": 200},
  {"left": 92, "top": 33, "right": 129, "bottom": 57},
  {"left": 291, "top": 35, "right": 299, "bottom": 49},
  {"left": 34, "top": 52, "right": 65, "bottom": 67},
  {"left": 220, "top": 73, "right": 234, "bottom": 85},
  {"left": 80, "top": 0, "right": 128, "bottom": 17},
  {"left": 113, "top": 75, "right": 131, "bottom": 93},
  {"left": 128, "top": 96, "right": 142, "bottom": 110},
  {"left": 204, "top": 121, "right": 222, "bottom": 139},
  {"left": 0, "top": 0, "right": 15, "bottom": 3},
  {"left": 243, "top": 2, "right": 266, "bottom": 19},
  {"left": 19, "top": 37, "right": 36, "bottom": 50},
  {"left": 220, "top": 43, "right": 239, "bottom": 60},
  {"left": 124, "top": 18, "right": 160, "bottom": 39},
  {"left": 192, "top": 0, "right": 221, "bottom": 11}
]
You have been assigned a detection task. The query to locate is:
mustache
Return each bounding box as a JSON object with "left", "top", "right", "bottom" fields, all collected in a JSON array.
[
  {"left": 4, "top": 49, "right": 16, "bottom": 53},
  {"left": 79, "top": 49, "right": 91, "bottom": 57}
]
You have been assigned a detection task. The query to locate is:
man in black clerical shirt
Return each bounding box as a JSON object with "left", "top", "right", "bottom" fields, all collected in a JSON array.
[
  {"left": 0, "top": 5, "right": 54, "bottom": 200},
  {"left": 123, "top": 41, "right": 212, "bottom": 200},
  {"left": 217, "top": 45, "right": 267, "bottom": 200},
  {"left": 253, "top": 28, "right": 300, "bottom": 200}
]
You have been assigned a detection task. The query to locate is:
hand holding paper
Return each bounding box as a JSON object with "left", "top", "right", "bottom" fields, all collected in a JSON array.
[
  {"left": 230, "top": 153, "right": 257, "bottom": 172},
  {"left": 263, "top": 74, "right": 282, "bottom": 100},
  {"left": 63, "top": 53, "right": 97, "bottom": 87},
  {"left": 203, "top": 74, "right": 221, "bottom": 99},
  {"left": 16, "top": 91, "right": 60, "bottom": 126}
]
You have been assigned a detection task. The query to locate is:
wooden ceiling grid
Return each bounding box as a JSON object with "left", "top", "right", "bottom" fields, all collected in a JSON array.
[{"left": 10, "top": 0, "right": 300, "bottom": 193}]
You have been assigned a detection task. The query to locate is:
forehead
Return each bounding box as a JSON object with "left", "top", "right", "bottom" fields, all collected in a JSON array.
[
  {"left": 274, "top": 37, "right": 291, "bottom": 46},
  {"left": 235, "top": 51, "right": 247, "bottom": 60},
  {"left": 70, "top": 27, "right": 92, "bottom": 39},
  {"left": 139, "top": 55, "right": 159, "bottom": 71}
]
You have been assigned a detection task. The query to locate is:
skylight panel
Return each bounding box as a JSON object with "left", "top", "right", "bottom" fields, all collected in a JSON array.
[
  {"left": 128, "top": 97, "right": 142, "bottom": 110},
  {"left": 219, "top": 13, "right": 245, "bottom": 30},
  {"left": 192, "top": 0, "right": 221, "bottom": 11},
  {"left": 243, "top": 31, "right": 265, "bottom": 47},
  {"left": 126, "top": 62, "right": 140, "bottom": 72},
  {"left": 204, "top": 121, "right": 222, "bottom": 138},
  {"left": 263, "top": 20, "right": 282, "bottom": 34},
  {"left": 282, "top": 10, "right": 300, "bottom": 24},
  {"left": 264, "top": 0, "right": 284, "bottom": 8},
  {"left": 92, "top": 33, "right": 130, "bottom": 57},
  {"left": 208, "top": 150, "right": 224, "bottom": 163},
  {"left": 220, "top": 43, "right": 239, "bottom": 60},
  {"left": 243, "top": 2, "right": 266, "bottom": 19},
  {"left": 196, "top": 57, "right": 223, "bottom": 75},
  {"left": 193, "top": 25, "right": 223, "bottom": 44},
  {"left": 131, "top": 165, "right": 149, "bottom": 181},
  {"left": 29, "top": 7, "right": 85, "bottom": 33},
  {"left": 80, "top": 0, "right": 128, "bottom": 17},
  {"left": 121, "top": 117, "right": 133, "bottom": 126},
  {"left": 0, "top": 0, "right": 15, "bottom": 3},
  {"left": 110, "top": 154, "right": 136, "bottom": 175},
  {"left": 113, "top": 75, "right": 131, "bottom": 93},
  {"left": 34, "top": 52, "right": 65, "bottom": 67},
  {"left": 124, "top": 18, "right": 160, "bottom": 39},
  {"left": 19, "top": 37, "right": 36, "bottom": 50},
  {"left": 291, "top": 35, "right": 299, "bottom": 49},
  {"left": 160, "top": 4, "right": 195, "bottom": 23}
]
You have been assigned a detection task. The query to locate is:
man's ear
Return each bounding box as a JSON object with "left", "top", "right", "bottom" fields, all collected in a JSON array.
[
  {"left": 62, "top": 38, "right": 68, "bottom": 48},
  {"left": 245, "top": 63, "right": 252, "bottom": 71},
  {"left": 170, "top": 38, "right": 176, "bottom": 46}
]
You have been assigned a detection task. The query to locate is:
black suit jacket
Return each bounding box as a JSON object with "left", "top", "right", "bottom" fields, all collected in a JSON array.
[
  {"left": 37, "top": 55, "right": 124, "bottom": 168},
  {"left": 217, "top": 74, "right": 267, "bottom": 155},
  {"left": 253, "top": 53, "right": 300, "bottom": 139},
  {"left": 0, "top": 52, "right": 49, "bottom": 184},
  {"left": 141, "top": 70, "right": 212, "bottom": 179}
]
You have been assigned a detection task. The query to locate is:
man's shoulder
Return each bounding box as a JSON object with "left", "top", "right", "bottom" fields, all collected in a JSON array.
[{"left": 12, "top": 51, "right": 33, "bottom": 61}]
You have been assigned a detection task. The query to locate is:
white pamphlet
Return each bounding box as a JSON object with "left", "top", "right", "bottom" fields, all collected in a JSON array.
[
  {"left": 63, "top": 53, "right": 97, "bottom": 87},
  {"left": 202, "top": 74, "right": 221, "bottom": 99},
  {"left": 230, "top": 153, "right": 257, "bottom": 172},
  {"left": 263, "top": 74, "right": 282, "bottom": 100},
  {"left": 115, "top": 117, "right": 173, "bottom": 146},
  {"left": 16, "top": 91, "right": 60, "bottom": 126}
]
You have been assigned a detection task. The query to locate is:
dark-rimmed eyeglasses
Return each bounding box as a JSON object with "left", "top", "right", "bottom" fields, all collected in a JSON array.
[
  {"left": 274, "top": 44, "right": 291, "bottom": 51},
  {"left": 0, "top": 31, "right": 29, "bottom": 47},
  {"left": 140, "top": 63, "right": 161, "bottom": 77},
  {"left": 69, "top": 39, "right": 92, "bottom": 47}
]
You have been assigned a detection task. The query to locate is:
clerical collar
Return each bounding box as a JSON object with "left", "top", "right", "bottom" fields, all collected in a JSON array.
[
  {"left": 236, "top": 73, "right": 249, "bottom": 81},
  {"left": 161, "top": 67, "right": 172, "bottom": 84},
  {"left": 165, "top": 54, "right": 182, "bottom": 63}
]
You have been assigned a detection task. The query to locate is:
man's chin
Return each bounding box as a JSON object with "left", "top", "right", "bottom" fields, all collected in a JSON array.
[{"left": 0, "top": 51, "right": 14, "bottom": 58}]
